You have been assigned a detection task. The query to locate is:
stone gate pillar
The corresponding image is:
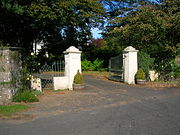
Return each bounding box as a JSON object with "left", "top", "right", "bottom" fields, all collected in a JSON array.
[
  {"left": 123, "top": 46, "right": 138, "bottom": 84},
  {"left": 0, "top": 47, "right": 22, "bottom": 105},
  {"left": 64, "top": 46, "right": 82, "bottom": 90}
]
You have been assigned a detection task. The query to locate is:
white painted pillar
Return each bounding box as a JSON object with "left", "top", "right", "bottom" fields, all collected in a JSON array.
[
  {"left": 123, "top": 46, "right": 138, "bottom": 84},
  {"left": 31, "top": 76, "right": 42, "bottom": 91},
  {"left": 64, "top": 46, "right": 82, "bottom": 90}
]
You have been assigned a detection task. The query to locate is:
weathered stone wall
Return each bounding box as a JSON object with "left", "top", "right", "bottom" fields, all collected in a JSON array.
[
  {"left": 0, "top": 84, "right": 12, "bottom": 105},
  {"left": 0, "top": 47, "right": 22, "bottom": 105}
]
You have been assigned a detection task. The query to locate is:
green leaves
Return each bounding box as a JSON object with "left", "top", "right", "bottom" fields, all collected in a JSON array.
[
  {"left": 81, "top": 59, "right": 104, "bottom": 71},
  {"left": 28, "top": 0, "right": 105, "bottom": 26},
  {"left": 0, "top": 0, "right": 105, "bottom": 55},
  {"left": 73, "top": 70, "right": 83, "bottom": 84},
  {"left": 13, "top": 91, "right": 39, "bottom": 103},
  {"left": 135, "top": 69, "right": 146, "bottom": 80},
  {"left": 105, "top": 0, "right": 179, "bottom": 73},
  {"left": 138, "top": 51, "right": 155, "bottom": 78},
  {"left": 25, "top": 0, "right": 106, "bottom": 55}
]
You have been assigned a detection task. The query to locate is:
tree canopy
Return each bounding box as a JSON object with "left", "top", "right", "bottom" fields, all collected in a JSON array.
[
  {"left": 1, "top": 0, "right": 179, "bottom": 75},
  {"left": 104, "top": 0, "right": 180, "bottom": 72},
  {"left": 0, "top": 0, "right": 105, "bottom": 55},
  {"left": 0, "top": 0, "right": 32, "bottom": 51}
]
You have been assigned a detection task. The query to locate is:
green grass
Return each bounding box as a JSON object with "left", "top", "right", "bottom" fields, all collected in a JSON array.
[
  {"left": 0, "top": 81, "right": 11, "bottom": 85},
  {"left": 31, "top": 90, "right": 42, "bottom": 96},
  {"left": 54, "top": 89, "right": 68, "bottom": 92},
  {"left": 82, "top": 71, "right": 109, "bottom": 76},
  {"left": 0, "top": 104, "right": 29, "bottom": 116},
  {"left": 154, "top": 80, "right": 180, "bottom": 86},
  {"left": 13, "top": 91, "right": 39, "bottom": 102}
]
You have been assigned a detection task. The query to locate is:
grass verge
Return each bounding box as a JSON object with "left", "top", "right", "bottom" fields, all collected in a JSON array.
[
  {"left": 0, "top": 104, "right": 29, "bottom": 116},
  {"left": 145, "top": 81, "right": 180, "bottom": 88},
  {"left": 82, "top": 71, "right": 109, "bottom": 77}
]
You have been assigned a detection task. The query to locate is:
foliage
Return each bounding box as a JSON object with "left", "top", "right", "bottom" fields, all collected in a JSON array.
[
  {"left": 81, "top": 60, "right": 93, "bottom": 71},
  {"left": 0, "top": 0, "right": 105, "bottom": 55},
  {"left": 0, "top": 104, "right": 29, "bottom": 116},
  {"left": 0, "top": 0, "right": 33, "bottom": 53},
  {"left": 165, "top": 60, "right": 180, "bottom": 80},
  {"left": 171, "top": 66, "right": 180, "bottom": 79},
  {"left": 28, "top": 0, "right": 105, "bottom": 55},
  {"left": 13, "top": 90, "right": 39, "bottom": 103},
  {"left": 31, "top": 90, "right": 42, "bottom": 96},
  {"left": 138, "top": 51, "right": 154, "bottom": 78},
  {"left": 104, "top": 0, "right": 179, "bottom": 76},
  {"left": 83, "top": 38, "right": 122, "bottom": 68},
  {"left": 73, "top": 70, "right": 83, "bottom": 84},
  {"left": 25, "top": 53, "right": 40, "bottom": 73},
  {"left": 135, "top": 69, "right": 146, "bottom": 80},
  {"left": 92, "top": 59, "right": 104, "bottom": 71},
  {"left": 0, "top": 81, "right": 11, "bottom": 85},
  {"left": 90, "top": 38, "right": 105, "bottom": 48},
  {"left": 81, "top": 59, "right": 104, "bottom": 71},
  {"left": 101, "top": 0, "right": 148, "bottom": 19},
  {"left": 17, "top": 67, "right": 31, "bottom": 92}
]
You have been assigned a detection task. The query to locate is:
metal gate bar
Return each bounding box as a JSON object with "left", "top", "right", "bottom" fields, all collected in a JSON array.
[
  {"left": 32, "top": 61, "right": 64, "bottom": 90},
  {"left": 109, "top": 54, "right": 124, "bottom": 82}
]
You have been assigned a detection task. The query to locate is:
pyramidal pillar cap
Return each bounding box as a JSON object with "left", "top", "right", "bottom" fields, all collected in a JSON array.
[
  {"left": 64, "top": 46, "right": 81, "bottom": 54},
  {"left": 123, "top": 46, "right": 138, "bottom": 52}
]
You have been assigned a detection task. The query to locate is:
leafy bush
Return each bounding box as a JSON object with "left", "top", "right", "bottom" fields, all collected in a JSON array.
[
  {"left": 174, "top": 67, "right": 180, "bottom": 78},
  {"left": 135, "top": 69, "right": 146, "bottom": 80},
  {"left": 31, "top": 90, "right": 42, "bottom": 96},
  {"left": 166, "top": 60, "right": 180, "bottom": 79},
  {"left": 91, "top": 59, "right": 104, "bottom": 71},
  {"left": 171, "top": 63, "right": 180, "bottom": 79},
  {"left": 13, "top": 91, "right": 39, "bottom": 102},
  {"left": 81, "top": 60, "right": 93, "bottom": 71},
  {"left": 73, "top": 70, "right": 83, "bottom": 84},
  {"left": 138, "top": 51, "right": 154, "bottom": 79},
  {"left": 81, "top": 59, "right": 104, "bottom": 71}
]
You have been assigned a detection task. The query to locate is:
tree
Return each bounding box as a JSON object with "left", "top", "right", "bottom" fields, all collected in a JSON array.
[
  {"left": 0, "top": 0, "right": 105, "bottom": 56},
  {"left": 100, "top": 0, "right": 150, "bottom": 19},
  {"left": 104, "top": 0, "right": 180, "bottom": 73},
  {"left": 27, "top": 0, "right": 105, "bottom": 56},
  {"left": 0, "top": 0, "right": 33, "bottom": 53}
]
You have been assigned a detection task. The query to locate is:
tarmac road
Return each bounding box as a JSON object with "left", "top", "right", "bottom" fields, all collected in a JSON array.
[{"left": 0, "top": 75, "right": 180, "bottom": 135}]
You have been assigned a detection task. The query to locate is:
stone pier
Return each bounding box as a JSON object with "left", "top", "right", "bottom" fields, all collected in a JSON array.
[{"left": 0, "top": 47, "right": 22, "bottom": 105}]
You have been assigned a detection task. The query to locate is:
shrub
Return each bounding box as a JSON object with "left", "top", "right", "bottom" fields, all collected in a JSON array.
[
  {"left": 81, "top": 60, "right": 93, "bottom": 71},
  {"left": 73, "top": 70, "right": 83, "bottom": 84},
  {"left": 91, "top": 59, "right": 104, "bottom": 71},
  {"left": 166, "top": 60, "right": 180, "bottom": 79},
  {"left": 31, "top": 90, "right": 42, "bottom": 96},
  {"left": 135, "top": 69, "right": 146, "bottom": 80},
  {"left": 174, "top": 67, "right": 180, "bottom": 78},
  {"left": 13, "top": 91, "right": 39, "bottom": 102},
  {"left": 81, "top": 59, "right": 104, "bottom": 71},
  {"left": 138, "top": 51, "right": 154, "bottom": 78}
]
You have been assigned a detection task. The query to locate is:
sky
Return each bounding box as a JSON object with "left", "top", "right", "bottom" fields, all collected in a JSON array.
[{"left": 92, "top": 28, "right": 102, "bottom": 39}]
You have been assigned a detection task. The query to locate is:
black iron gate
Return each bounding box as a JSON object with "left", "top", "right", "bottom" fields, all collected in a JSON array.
[
  {"left": 33, "top": 61, "right": 64, "bottom": 90},
  {"left": 109, "top": 54, "right": 124, "bottom": 82}
]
